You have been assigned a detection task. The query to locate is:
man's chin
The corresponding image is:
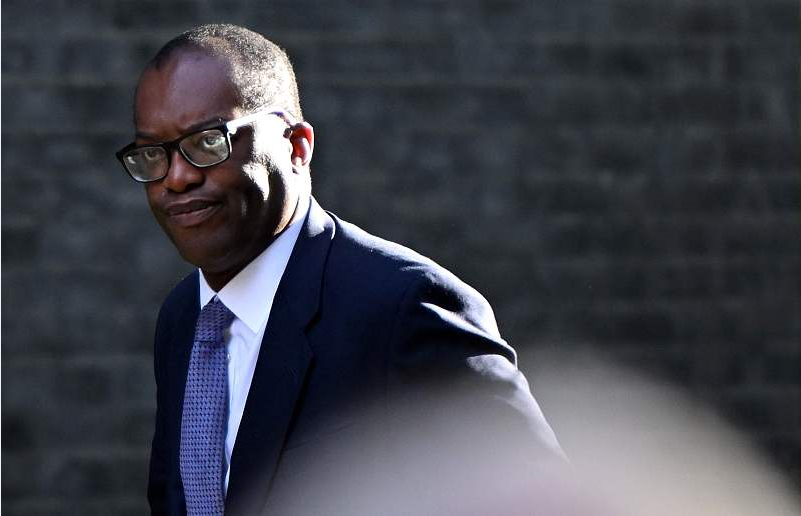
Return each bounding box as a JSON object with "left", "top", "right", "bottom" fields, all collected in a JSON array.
[
  {"left": 176, "top": 245, "right": 257, "bottom": 290},
  {"left": 174, "top": 243, "right": 233, "bottom": 273}
]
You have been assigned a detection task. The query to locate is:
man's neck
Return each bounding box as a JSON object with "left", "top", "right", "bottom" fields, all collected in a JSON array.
[{"left": 201, "top": 194, "right": 309, "bottom": 292}]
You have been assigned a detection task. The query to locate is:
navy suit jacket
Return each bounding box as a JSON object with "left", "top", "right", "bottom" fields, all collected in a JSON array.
[{"left": 148, "top": 198, "right": 561, "bottom": 515}]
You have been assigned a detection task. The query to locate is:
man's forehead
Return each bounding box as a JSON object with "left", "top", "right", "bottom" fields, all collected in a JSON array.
[
  {"left": 136, "top": 49, "right": 238, "bottom": 99},
  {"left": 134, "top": 51, "right": 241, "bottom": 134}
]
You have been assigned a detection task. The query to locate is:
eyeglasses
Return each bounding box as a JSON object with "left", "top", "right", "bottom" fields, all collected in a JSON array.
[{"left": 115, "top": 107, "right": 290, "bottom": 183}]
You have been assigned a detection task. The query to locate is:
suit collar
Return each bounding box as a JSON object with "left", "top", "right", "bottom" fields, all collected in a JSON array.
[{"left": 277, "top": 196, "right": 334, "bottom": 329}]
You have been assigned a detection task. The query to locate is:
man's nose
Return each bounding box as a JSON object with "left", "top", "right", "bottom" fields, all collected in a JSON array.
[{"left": 162, "top": 149, "right": 204, "bottom": 192}]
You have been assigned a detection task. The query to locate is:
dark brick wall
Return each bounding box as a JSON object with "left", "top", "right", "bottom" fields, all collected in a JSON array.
[{"left": 2, "top": 1, "right": 798, "bottom": 512}]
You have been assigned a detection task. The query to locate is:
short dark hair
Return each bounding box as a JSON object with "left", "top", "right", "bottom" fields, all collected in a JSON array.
[{"left": 148, "top": 24, "right": 303, "bottom": 120}]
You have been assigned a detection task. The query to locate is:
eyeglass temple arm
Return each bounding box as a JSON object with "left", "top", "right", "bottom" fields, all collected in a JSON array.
[{"left": 226, "top": 107, "right": 293, "bottom": 135}]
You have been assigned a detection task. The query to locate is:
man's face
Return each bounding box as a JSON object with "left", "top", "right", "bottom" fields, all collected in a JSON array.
[{"left": 134, "top": 51, "right": 299, "bottom": 285}]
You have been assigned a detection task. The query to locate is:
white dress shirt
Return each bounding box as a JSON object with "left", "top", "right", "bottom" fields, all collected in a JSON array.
[{"left": 197, "top": 196, "right": 308, "bottom": 493}]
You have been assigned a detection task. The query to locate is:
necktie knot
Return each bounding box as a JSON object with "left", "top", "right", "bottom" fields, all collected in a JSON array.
[{"left": 194, "top": 298, "right": 236, "bottom": 345}]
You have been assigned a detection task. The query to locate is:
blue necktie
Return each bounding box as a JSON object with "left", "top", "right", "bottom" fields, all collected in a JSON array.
[{"left": 180, "top": 298, "right": 235, "bottom": 515}]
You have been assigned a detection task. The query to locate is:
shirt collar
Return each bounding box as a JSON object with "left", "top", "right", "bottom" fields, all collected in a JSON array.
[{"left": 198, "top": 195, "right": 310, "bottom": 333}]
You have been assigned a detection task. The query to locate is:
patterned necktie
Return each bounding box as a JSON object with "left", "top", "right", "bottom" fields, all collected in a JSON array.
[{"left": 180, "top": 298, "right": 235, "bottom": 515}]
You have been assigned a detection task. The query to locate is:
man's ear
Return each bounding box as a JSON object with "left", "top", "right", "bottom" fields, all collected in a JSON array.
[{"left": 286, "top": 121, "right": 314, "bottom": 170}]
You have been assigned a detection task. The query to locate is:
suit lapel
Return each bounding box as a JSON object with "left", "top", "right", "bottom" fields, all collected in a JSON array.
[
  {"left": 168, "top": 293, "right": 199, "bottom": 424},
  {"left": 224, "top": 294, "right": 313, "bottom": 514},
  {"left": 225, "top": 198, "right": 335, "bottom": 514},
  {"left": 158, "top": 272, "right": 199, "bottom": 509}
]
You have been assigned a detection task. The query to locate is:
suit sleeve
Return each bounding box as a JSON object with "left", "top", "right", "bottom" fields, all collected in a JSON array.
[{"left": 385, "top": 267, "right": 564, "bottom": 473}]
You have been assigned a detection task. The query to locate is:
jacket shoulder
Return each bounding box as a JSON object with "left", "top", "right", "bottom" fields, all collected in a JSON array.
[
  {"left": 327, "top": 212, "right": 497, "bottom": 327},
  {"left": 328, "top": 213, "right": 464, "bottom": 285}
]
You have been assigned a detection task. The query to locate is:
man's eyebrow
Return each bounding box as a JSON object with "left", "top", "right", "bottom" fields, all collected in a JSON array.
[{"left": 134, "top": 116, "right": 226, "bottom": 142}]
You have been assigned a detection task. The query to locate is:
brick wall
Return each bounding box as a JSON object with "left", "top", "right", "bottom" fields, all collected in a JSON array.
[{"left": 2, "top": 1, "right": 798, "bottom": 513}]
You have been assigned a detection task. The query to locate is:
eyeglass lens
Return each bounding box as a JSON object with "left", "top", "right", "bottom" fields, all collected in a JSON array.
[
  {"left": 123, "top": 147, "right": 168, "bottom": 181},
  {"left": 122, "top": 129, "right": 230, "bottom": 181},
  {"left": 179, "top": 130, "right": 229, "bottom": 166}
]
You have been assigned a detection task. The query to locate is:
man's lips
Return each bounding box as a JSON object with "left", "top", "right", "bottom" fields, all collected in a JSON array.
[{"left": 163, "top": 199, "right": 222, "bottom": 227}]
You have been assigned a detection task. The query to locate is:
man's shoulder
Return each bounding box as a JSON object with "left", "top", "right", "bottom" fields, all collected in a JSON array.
[
  {"left": 323, "top": 211, "right": 498, "bottom": 327},
  {"left": 326, "top": 211, "right": 475, "bottom": 295},
  {"left": 329, "top": 212, "right": 434, "bottom": 268}
]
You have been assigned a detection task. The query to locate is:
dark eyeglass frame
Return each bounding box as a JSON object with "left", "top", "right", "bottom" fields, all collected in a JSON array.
[{"left": 115, "top": 106, "right": 291, "bottom": 183}]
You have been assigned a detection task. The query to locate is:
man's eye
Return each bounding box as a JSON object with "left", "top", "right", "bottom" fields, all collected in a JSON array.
[
  {"left": 143, "top": 148, "right": 163, "bottom": 161},
  {"left": 200, "top": 133, "right": 225, "bottom": 149}
]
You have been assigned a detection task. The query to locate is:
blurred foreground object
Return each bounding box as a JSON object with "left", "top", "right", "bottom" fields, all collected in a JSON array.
[
  {"left": 252, "top": 353, "right": 801, "bottom": 516},
  {"left": 528, "top": 351, "right": 801, "bottom": 516},
  {"left": 281, "top": 351, "right": 801, "bottom": 515}
]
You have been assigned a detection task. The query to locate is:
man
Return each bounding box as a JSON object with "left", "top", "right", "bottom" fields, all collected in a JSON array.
[{"left": 118, "top": 24, "right": 562, "bottom": 515}]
